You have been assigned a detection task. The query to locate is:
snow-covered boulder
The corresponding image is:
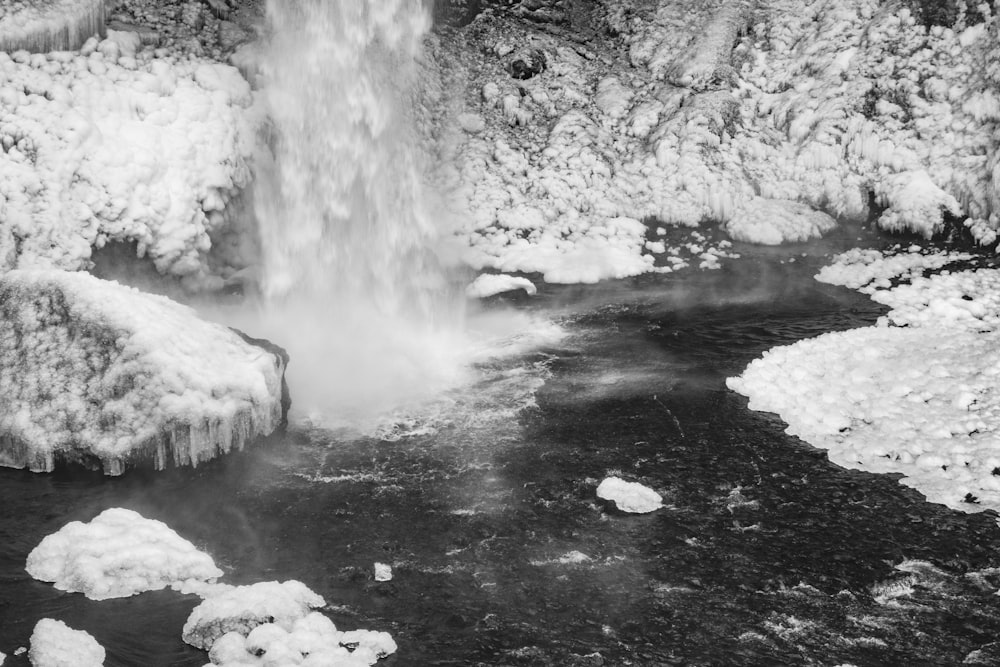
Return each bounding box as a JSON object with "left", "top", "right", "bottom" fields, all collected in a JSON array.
[
  {"left": 203, "top": 612, "right": 397, "bottom": 666},
  {"left": 26, "top": 507, "right": 223, "bottom": 600},
  {"left": 28, "top": 619, "right": 104, "bottom": 667},
  {"left": 596, "top": 477, "right": 663, "bottom": 514},
  {"left": 0, "top": 0, "right": 104, "bottom": 53},
  {"left": 183, "top": 580, "right": 327, "bottom": 651},
  {"left": 0, "top": 269, "right": 288, "bottom": 475}
]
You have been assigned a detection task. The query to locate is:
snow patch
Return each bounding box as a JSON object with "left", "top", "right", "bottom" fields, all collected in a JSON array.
[{"left": 729, "top": 265, "right": 1000, "bottom": 514}]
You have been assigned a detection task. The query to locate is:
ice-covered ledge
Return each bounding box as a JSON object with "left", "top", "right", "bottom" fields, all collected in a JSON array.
[
  {"left": 0, "top": 0, "right": 105, "bottom": 53},
  {"left": 0, "top": 269, "right": 289, "bottom": 475}
]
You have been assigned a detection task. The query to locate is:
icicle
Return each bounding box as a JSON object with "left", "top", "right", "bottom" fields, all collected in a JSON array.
[{"left": 0, "top": 0, "right": 105, "bottom": 54}]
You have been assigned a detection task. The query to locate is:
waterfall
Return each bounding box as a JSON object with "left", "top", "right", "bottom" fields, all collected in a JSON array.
[{"left": 251, "top": 0, "right": 468, "bottom": 426}]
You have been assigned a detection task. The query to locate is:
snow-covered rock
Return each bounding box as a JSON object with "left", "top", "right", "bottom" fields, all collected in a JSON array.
[
  {"left": 183, "top": 580, "right": 327, "bottom": 651},
  {"left": 0, "top": 269, "right": 287, "bottom": 474},
  {"left": 183, "top": 580, "right": 397, "bottom": 665},
  {"left": 730, "top": 263, "right": 1000, "bottom": 514},
  {"left": 0, "top": 0, "right": 104, "bottom": 53},
  {"left": 0, "top": 38, "right": 260, "bottom": 288},
  {"left": 431, "top": 0, "right": 1000, "bottom": 285},
  {"left": 26, "top": 507, "right": 223, "bottom": 600},
  {"left": 596, "top": 477, "right": 663, "bottom": 513},
  {"left": 28, "top": 619, "right": 104, "bottom": 667}
]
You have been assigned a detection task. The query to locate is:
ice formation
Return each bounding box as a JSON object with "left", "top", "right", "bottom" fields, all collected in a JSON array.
[
  {"left": 432, "top": 0, "right": 1000, "bottom": 284},
  {"left": 0, "top": 0, "right": 105, "bottom": 53},
  {"left": 183, "top": 580, "right": 397, "bottom": 666},
  {"left": 466, "top": 273, "right": 537, "bottom": 298},
  {"left": 596, "top": 477, "right": 663, "bottom": 513},
  {"left": 815, "top": 246, "right": 975, "bottom": 293},
  {"left": 28, "top": 619, "right": 105, "bottom": 667},
  {"left": 729, "top": 261, "right": 1000, "bottom": 514},
  {"left": 0, "top": 270, "right": 286, "bottom": 474},
  {"left": 0, "top": 32, "right": 259, "bottom": 289},
  {"left": 25, "top": 508, "right": 223, "bottom": 600}
]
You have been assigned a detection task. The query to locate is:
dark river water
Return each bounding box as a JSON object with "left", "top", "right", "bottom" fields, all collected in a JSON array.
[{"left": 4, "top": 227, "right": 1000, "bottom": 666}]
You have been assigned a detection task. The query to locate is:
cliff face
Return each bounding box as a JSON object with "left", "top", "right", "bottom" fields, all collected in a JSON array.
[
  {"left": 0, "top": 270, "right": 288, "bottom": 475},
  {"left": 425, "top": 0, "right": 999, "bottom": 283}
]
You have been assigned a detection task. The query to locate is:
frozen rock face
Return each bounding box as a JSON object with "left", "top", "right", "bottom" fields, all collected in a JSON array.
[
  {"left": 430, "top": 0, "right": 1000, "bottom": 284},
  {"left": 0, "top": 35, "right": 260, "bottom": 290},
  {"left": 28, "top": 619, "right": 105, "bottom": 667},
  {"left": 0, "top": 0, "right": 105, "bottom": 53},
  {"left": 0, "top": 269, "right": 287, "bottom": 475},
  {"left": 26, "top": 508, "right": 223, "bottom": 600}
]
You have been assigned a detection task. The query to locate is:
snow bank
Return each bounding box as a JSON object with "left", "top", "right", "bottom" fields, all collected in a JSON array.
[
  {"left": 466, "top": 273, "right": 537, "bottom": 298},
  {"left": 28, "top": 619, "right": 104, "bottom": 667},
  {"left": 0, "top": 0, "right": 104, "bottom": 53},
  {"left": 815, "top": 246, "right": 975, "bottom": 293},
  {"left": 0, "top": 269, "right": 286, "bottom": 474},
  {"left": 184, "top": 580, "right": 397, "bottom": 666},
  {"left": 26, "top": 508, "right": 223, "bottom": 600},
  {"left": 0, "top": 36, "right": 259, "bottom": 288},
  {"left": 596, "top": 477, "right": 663, "bottom": 513},
  {"left": 432, "top": 0, "right": 1000, "bottom": 284},
  {"left": 729, "top": 262, "right": 1000, "bottom": 514}
]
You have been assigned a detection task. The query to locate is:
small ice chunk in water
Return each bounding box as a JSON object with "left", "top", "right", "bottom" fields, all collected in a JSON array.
[
  {"left": 597, "top": 477, "right": 663, "bottom": 513},
  {"left": 374, "top": 562, "right": 393, "bottom": 582},
  {"left": 26, "top": 508, "right": 223, "bottom": 600},
  {"left": 28, "top": 619, "right": 105, "bottom": 667}
]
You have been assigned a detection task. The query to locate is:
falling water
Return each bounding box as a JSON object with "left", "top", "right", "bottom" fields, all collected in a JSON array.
[{"left": 249, "top": 0, "right": 468, "bottom": 426}]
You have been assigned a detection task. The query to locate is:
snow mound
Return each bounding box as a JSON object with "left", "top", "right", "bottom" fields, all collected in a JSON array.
[
  {"left": 184, "top": 581, "right": 397, "bottom": 666},
  {"left": 596, "top": 477, "right": 663, "bottom": 513},
  {"left": 466, "top": 273, "right": 537, "bottom": 298},
  {"left": 0, "top": 0, "right": 104, "bottom": 53},
  {"left": 25, "top": 508, "right": 223, "bottom": 600},
  {"left": 727, "top": 198, "right": 838, "bottom": 245},
  {"left": 0, "top": 39, "right": 259, "bottom": 288},
  {"left": 182, "top": 580, "right": 327, "bottom": 650},
  {"left": 28, "top": 619, "right": 104, "bottom": 667},
  {"left": 729, "top": 267, "right": 1000, "bottom": 513},
  {"left": 815, "top": 246, "right": 975, "bottom": 293},
  {"left": 0, "top": 270, "right": 287, "bottom": 474}
]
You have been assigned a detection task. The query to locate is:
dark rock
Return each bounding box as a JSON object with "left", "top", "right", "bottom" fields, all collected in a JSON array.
[{"left": 509, "top": 48, "right": 547, "bottom": 79}]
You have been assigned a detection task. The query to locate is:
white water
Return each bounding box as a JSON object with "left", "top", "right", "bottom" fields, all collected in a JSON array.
[{"left": 248, "top": 0, "right": 470, "bottom": 426}]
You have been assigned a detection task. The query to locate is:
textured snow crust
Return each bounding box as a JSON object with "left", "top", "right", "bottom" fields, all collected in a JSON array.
[
  {"left": 25, "top": 507, "right": 223, "bottom": 600},
  {"left": 0, "top": 269, "right": 285, "bottom": 474},
  {"left": 28, "top": 619, "right": 105, "bottom": 667},
  {"left": 729, "top": 259, "right": 1000, "bottom": 514},
  {"left": 432, "top": 0, "right": 1000, "bottom": 284},
  {"left": 0, "top": 32, "right": 259, "bottom": 289}
]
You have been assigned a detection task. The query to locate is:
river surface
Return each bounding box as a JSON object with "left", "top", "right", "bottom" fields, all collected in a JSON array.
[{"left": 3, "top": 227, "right": 1000, "bottom": 666}]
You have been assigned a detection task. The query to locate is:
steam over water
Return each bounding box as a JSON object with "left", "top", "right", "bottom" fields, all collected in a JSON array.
[{"left": 249, "top": 0, "right": 469, "bottom": 425}]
